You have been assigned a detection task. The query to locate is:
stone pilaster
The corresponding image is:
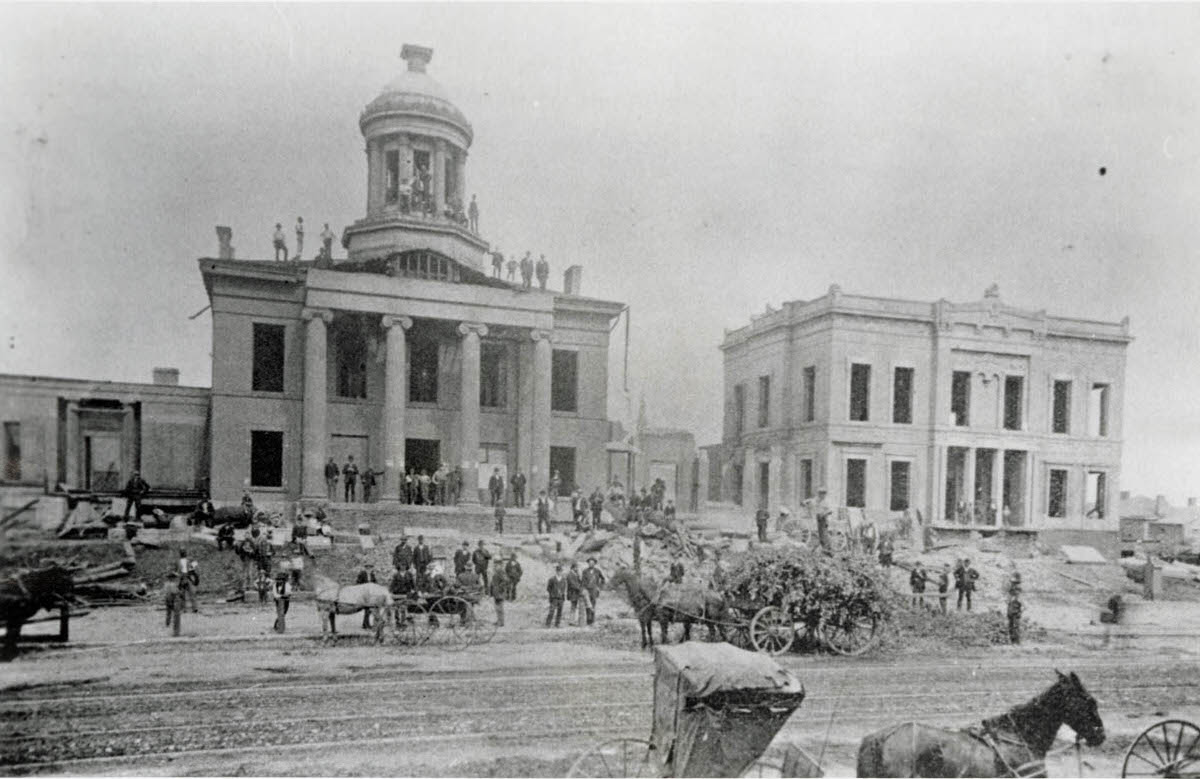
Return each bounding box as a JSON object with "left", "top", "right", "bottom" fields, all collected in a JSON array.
[
  {"left": 458, "top": 322, "right": 488, "bottom": 504},
  {"left": 964, "top": 447, "right": 976, "bottom": 524},
  {"left": 301, "top": 308, "right": 333, "bottom": 500},
  {"left": 64, "top": 401, "right": 79, "bottom": 488},
  {"left": 530, "top": 329, "right": 552, "bottom": 494},
  {"left": 381, "top": 315, "right": 412, "bottom": 502}
]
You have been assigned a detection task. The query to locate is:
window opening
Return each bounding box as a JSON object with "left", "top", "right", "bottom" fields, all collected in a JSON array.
[
  {"left": 892, "top": 367, "right": 913, "bottom": 424},
  {"left": 889, "top": 460, "right": 910, "bottom": 511},
  {"left": 802, "top": 366, "right": 816, "bottom": 422},
  {"left": 757, "top": 375, "right": 770, "bottom": 428},
  {"left": 1004, "top": 376, "right": 1024, "bottom": 431},
  {"left": 1048, "top": 468, "right": 1068, "bottom": 518},
  {"left": 951, "top": 371, "right": 971, "bottom": 427},
  {"left": 845, "top": 458, "right": 867, "bottom": 508},
  {"left": 250, "top": 430, "right": 284, "bottom": 488},
  {"left": 1088, "top": 383, "right": 1110, "bottom": 437},
  {"left": 551, "top": 350, "right": 578, "bottom": 412},
  {"left": 849, "top": 363, "right": 871, "bottom": 422},
  {"left": 252, "top": 323, "right": 285, "bottom": 393},
  {"left": 1052, "top": 380, "right": 1071, "bottom": 433}
]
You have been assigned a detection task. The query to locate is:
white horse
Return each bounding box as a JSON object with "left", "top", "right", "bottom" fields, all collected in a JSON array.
[{"left": 314, "top": 574, "right": 393, "bottom": 644}]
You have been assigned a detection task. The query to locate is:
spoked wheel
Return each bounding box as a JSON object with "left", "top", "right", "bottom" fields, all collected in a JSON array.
[
  {"left": 392, "top": 603, "right": 432, "bottom": 647},
  {"left": 818, "top": 612, "right": 881, "bottom": 657},
  {"left": 567, "top": 737, "right": 657, "bottom": 778},
  {"left": 430, "top": 596, "right": 475, "bottom": 651},
  {"left": 726, "top": 620, "right": 753, "bottom": 650},
  {"left": 1122, "top": 719, "right": 1200, "bottom": 777},
  {"left": 749, "top": 606, "right": 795, "bottom": 655}
]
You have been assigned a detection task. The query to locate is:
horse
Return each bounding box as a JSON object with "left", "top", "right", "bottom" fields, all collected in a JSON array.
[
  {"left": 1, "top": 564, "right": 75, "bottom": 661},
  {"left": 856, "top": 671, "right": 1105, "bottom": 777},
  {"left": 313, "top": 575, "right": 393, "bottom": 644},
  {"left": 609, "top": 567, "right": 730, "bottom": 649}
]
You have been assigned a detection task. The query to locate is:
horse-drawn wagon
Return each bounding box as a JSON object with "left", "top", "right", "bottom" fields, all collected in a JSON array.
[
  {"left": 567, "top": 642, "right": 820, "bottom": 778},
  {"left": 391, "top": 578, "right": 497, "bottom": 651}
]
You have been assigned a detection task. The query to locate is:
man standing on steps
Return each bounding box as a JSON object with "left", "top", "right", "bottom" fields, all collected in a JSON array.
[
  {"left": 488, "top": 467, "right": 505, "bottom": 507},
  {"left": 535, "top": 490, "right": 552, "bottom": 534},
  {"left": 342, "top": 456, "right": 359, "bottom": 503},
  {"left": 324, "top": 457, "right": 339, "bottom": 501},
  {"left": 510, "top": 468, "right": 527, "bottom": 508}
]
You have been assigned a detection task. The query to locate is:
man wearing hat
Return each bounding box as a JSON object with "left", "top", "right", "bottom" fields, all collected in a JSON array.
[
  {"left": 754, "top": 504, "right": 770, "bottom": 543},
  {"left": 1006, "top": 569, "right": 1023, "bottom": 644},
  {"left": 163, "top": 571, "right": 182, "bottom": 637},
  {"left": 356, "top": 562, "right": 378, "bottom": 628},
  {"left": 505, "top": 553, "right": 522, "bottom": 600},
  {"left": 454, "top": 541, "right": 472, "bottom": 576},
  {"left": 581, "top": 558, "right": 606, "bottom": 626},
  {"left": 814, "top": 487, "right": 833, "bottom": 551},
  {"left": 545, "top": 564, "right": 566, "bottom": 628},
  {"left": 273, "top": 563, "right": 292, "bottom": 633},
  {"left": 776, "top": 506, "right": 791, "bottom": 534},
  {"left": 413, "top": 535, "right": 432, "bottom": 584}
]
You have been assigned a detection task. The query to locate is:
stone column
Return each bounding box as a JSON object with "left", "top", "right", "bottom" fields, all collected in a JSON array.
[
  {"left": 399, "top": 135, "right": 413, "bottom": 184},
  {"left": 964, "top": 447, "right": 976, "bottom": 524},
  {"left": 302, "top": 308, "right": 333, "bottom": 500},
  {"left": 380, "top": 315, "right": 413, "bottom": 502},
  {"left": 768, "top": 444, "right": 784, "bottom": 515},
  {"left": 743, "top": 448, "right": 756, "bottom": 509},
  {"left": 993, "top": 448, "right": 1006, "bottom": 525},
  {"left": 456, "top": 150, "right": 467, "bottom": 205},
  {"left": 530, "top": 329, "right": 553, "bottom": 495},
  {"left": 367, "top": 141, "right": 382, "bottom": 216},
  {"left": 458, "top": 322, "right": 488, "bottom": 505},
  {"left": 64, "top": 401, "right": 79, "bottom": 488},
  {"left": 433, "top": 140, "right": 447, "bottom": 216}
]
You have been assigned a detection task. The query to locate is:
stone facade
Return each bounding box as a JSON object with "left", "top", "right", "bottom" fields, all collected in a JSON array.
[{"left": 714, "top": 285, "right": 1131, "bottom": 533}]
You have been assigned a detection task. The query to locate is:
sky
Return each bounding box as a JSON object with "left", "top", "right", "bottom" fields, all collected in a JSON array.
[{"left": 1, "top": 4, "right": 1197, "bottom": 500}]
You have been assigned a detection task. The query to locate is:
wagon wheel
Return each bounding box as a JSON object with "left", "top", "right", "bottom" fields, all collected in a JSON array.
[
  {"left": 567, "top": 737, "right": 657, "bottom": 778},
  {"left": 428, "top": 596, "right": 475, "bottom": 651},
  {"left": 393, "top": 602, "right": 432, "bottom": 647},
  {"left": 818, "top": 612, "right": 880, "bottom": 656},
  {"left": 749, "top": 606, "right": 795, "bottom": 655},
  {"left": 1122, "top": 719, "right": 1200, "bottom": 777}
]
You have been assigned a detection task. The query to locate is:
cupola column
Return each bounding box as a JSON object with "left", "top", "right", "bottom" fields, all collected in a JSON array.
[
  {"left": 433, "top": 139, "right": 447, "bottom": 215},
  {"left": 398, "top": 134, "right": 413, "bottom": 190},
  {"left": 367, "top": 141, "right": 382, "bottom": 216},
  {"left": 456, "top": 151, "right": 467, "bottom": 205}
]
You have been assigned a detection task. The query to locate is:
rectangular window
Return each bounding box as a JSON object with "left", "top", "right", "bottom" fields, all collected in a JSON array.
[
  {"left": 757, "top": 375, "right": 770, "bottom": 428},
  {"left": 1086, "top": 471, "right": 1107, "bottom": 519},
  {"left": 733, "top": 384, "right": 746, "bottom": 436},
  {"left": 250, "top": 430, "right": 283, "bottom": 488},
  {"left": 758, "top": 461, "right": 770, "bottom": 509},
  {"left": 892, "top": 367, "right": 914, "bottom": 424},
  {"left": 799, "top": 458, "right": 813, "bottom": 500},
  {"left": 480, "top": 342, "right": 507, "bottom": 408},
  {"left": 849, "top": 363, "right": 871, "bottom": 422},
  {"left": 1088, "top": 383, "right": 1110, "bottom": 437},
  {"left": 1048, "top": 468, "right": 1068, "bottom": 518},
  {"left": 409, "top": 337, "right": 439, "bottom": 404},
  {"left": 385, "top": 150, "right": 400, "bottom": 203},
  {"left": 251, "top": 323, "right": 285, "bottom": 393},
  {"left": 334, "top": 322, "right": 368, "bottom": 400},
  {"left": 802, "top": 366, "right": 816, "bottom": 422},
  {"left": 1052, "top": 380, "right": 1072, "bottom": 434},
  {"left": 551, "top": 349, "right": 578, "bottom": 412},
  {"left": 845, "top": 458, "right": 867, "bottom": 508},
  {"left": 1004, "top": 376, "right": 1024, "bottom": 431},
  {"left": 3, "top": 421, "right": 20, "bottom": 481},
  {"left": 889, "top": 460, "right": 911, "bottom": 511},
  {"left": 951, "top": 371, "right": 971, "bottom": 427}
]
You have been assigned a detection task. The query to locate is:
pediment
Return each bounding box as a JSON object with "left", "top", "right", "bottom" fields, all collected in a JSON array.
[{"left": 934, "top": 293, "right": 1049, "bottom": 338}]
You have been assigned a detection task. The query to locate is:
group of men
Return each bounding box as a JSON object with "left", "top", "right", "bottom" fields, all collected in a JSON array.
[
  {"left": 545, "top": 558, "right": 605, "bottom": 628},
  {"left": 906, "top": 558, "right": 982, "bottom": 613},
  {"left": 489, "top": 249, "right": 551, "bottom": 290},
  {"left": 388, "top": 535, "right": 522, "bottom": 627},
  {"left": 323, "top": 456, "right": 465, "bottom": 505},
  {"left": 323, "top": 455, "right": 384, "bottom": 503},
  {"left": 486, "top": 467, "right": 529, "bottom": 507},
  {"left": 272, "top": 218, "right": 335, "bottom": 262}
]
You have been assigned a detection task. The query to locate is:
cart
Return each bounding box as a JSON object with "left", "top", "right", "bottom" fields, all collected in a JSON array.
[
  {"left": 391, "top": 583, "right": 497, "bottom": 651},
  {"left": 568, "top": 642, "right": 822, "bottom": 777},
  {"left": 1121, "top": 718, "right": 1200, "bottom": 777},
  {"left": 720, "top": 589, "right": 881, "bottom": 658}
]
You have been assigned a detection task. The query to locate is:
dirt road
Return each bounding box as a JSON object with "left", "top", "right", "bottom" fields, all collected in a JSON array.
[{"left": 3, "top": 600, "right": 1200, "bottom": 777}]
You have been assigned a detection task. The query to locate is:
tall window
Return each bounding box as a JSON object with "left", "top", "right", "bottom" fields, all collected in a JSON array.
[
  {"left": 252, "top": 323, "right": 285, "bottom": 393},
  {"left": 250, "top": 430, "right": 283, "bottom": 488},
  {"left": 3, "top": 421, "right": 20, "bottom": 481},
  {"left": 849, "top": 363, "right": 871, "bottom": 422},
  {"left": 1086, "top": 471, "right": 1107, "bottom": 519},
  {"left": 551, "top": 349, "right": 578, "bottom": 412},
  {"left": 334, "top": 321, "right": 368, "bottom": 399},
  {"left": 1089, "top": 383, "right": 1110, "bottom": 437},
  {"left": 799, "top": 458, "right": 813, "bottom": 500},
  {"left": 890, "top": 460, "right": 911, "bottom": 511},
  {"left": 1052, "top": 380, "right": 1072, "bottom": 434},
  {"left": 802, "top": 366, "right": 816, "bottom": 422},
  {"left": 1048, "top": 468, "right": 1068, "bottom": 517},
  {"left": 892, "top": 367, "right": 914, "bottom": 424},
  {"left": 951, "top": 371, "right": 971, "bottom": 427},
  {"left": 733, "top": 384, "right": 746, "bottom": 436},
  {"left": 1004, "top": 376, "right": 1024, "bottom": 431},
  {"left": 757, "top": 375, "right": 770, "bottom": 428},
  {"left": 480, "top": 342, "right": 507, "bottom": 408},
  {"left": 845, "top": 458, "right": 867, "bottom": 508},
  {"left": 410, "top": 337, "right": 439, "bottom": 403}
]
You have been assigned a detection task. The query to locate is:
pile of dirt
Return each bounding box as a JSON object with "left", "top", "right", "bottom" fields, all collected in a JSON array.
[{"left": 881, "top": 606, "right": 1046, "bottom": 653}]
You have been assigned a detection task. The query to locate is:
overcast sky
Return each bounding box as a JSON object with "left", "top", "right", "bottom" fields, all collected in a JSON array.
[{"left": 1, "top": 4, "right": 1197, "bottom": 500}]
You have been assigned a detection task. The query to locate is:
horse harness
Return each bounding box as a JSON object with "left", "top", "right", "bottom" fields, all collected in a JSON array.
[{"left": 967, "top": 717, "right": 1044, "bottom": 778}]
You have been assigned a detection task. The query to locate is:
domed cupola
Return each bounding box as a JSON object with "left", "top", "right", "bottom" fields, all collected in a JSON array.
[{"left": 360, "top": 44, "right": 473, "bottom": 145}]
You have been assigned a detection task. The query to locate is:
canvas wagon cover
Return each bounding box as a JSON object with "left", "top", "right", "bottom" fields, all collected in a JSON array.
[{"left": 651, "top": 642, "right": 805, "bottom": 778}]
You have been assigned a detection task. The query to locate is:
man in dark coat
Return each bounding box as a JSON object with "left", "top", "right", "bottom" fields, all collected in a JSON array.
[
  {"left": 566, "top": 562, "right": 584, "bottom": 625},
  {"left": 954, "top": 558, "right": 967, "bottom": 609},
  {"left": 909, "top": 562, "right": 928, "bottom": 608},
  {"left": 535, "top": 254, "right": 550, "bottom": 290},
  {"left": 511, "top": 469, "right": 527, "bottom": 507},
  {"left": 520, "top": 251, "right": 534, "bottom": 289},
  {"left": 472, "top": 540, "right": 492, "bottom": 589},
  {"left": 505, "top": 555, "right": 522, "bottom": 600},
  {"left": 453, "top": 541, "right": 472, "bottom": 576},
  {"left": 589, "top": 489, "right": 605, "bottom": 529},
  {"left": 581, "top": 558, "right": 605, "bottom": 626},
  {"left": 342, "top": 456, "right": 359, "bottom": 502},
  {"left": 960, "top": 559, "right": 979, "bottom": 611},
  {"left": 324, "top": 457, "right": 339, "bottom": 501},
  {"left": 1006, "top": 570, "right": 1022, "bottom": 644},
  {"left": 392, "top": 537, "right": 413, "bottom": 573},
  {"left": 535, "top": 490, "right": 552, "bottom": 534},
  {"left": 123, "top": 471, "right": 150, "bottom": 520},
  {"left": 488, "top": 467, "right": 505, "bottom": 507},
  {"left": 546, "top": 565, "right": 566, "bottom": 627},
  {"left": 754, "top": 505, "right": 770, "bottom": 543},
  {"left": 413, "top": 535, "right": 433, "bottom": 584},
  {"left": 490, "top": 564, "right": 509, "bottom": 627}
]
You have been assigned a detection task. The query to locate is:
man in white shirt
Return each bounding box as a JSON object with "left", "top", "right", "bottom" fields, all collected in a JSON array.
[
  {"left": 273, "top": 223, "right": 287, "bottom": 261},
  {"left": 294, "top": 217, "right": 304, "bottom": 258}
]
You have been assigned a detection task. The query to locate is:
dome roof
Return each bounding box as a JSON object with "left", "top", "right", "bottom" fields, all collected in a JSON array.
[{"left": 360, "top": 45, "right": 472, "bottom": 142}]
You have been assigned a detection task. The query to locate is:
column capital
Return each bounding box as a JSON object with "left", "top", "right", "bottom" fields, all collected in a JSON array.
[
  {"left": 302, "top": 307, "right": 333, "bottom": 324},
  {"left": 457, "top": 321, "right": 489, "bottom": 338},
  {"left": 381, "top": 314, "right": 413, "bottom": 331},
  {"left": 530, "top": 329, "right": 553, "bottom": 344}
]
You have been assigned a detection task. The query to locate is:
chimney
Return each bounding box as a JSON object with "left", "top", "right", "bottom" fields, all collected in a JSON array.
[
  {"left": 153, "top": 368, "right": 180, "bottom": 387},
  {"left": 563, "top": 265, "right": 583, "bottom": 296},
  {"left": 216, "top": 226, "right": 235, "bottom": 260},
  {"left": 1155, "top": 494, "right": 1168, "bottom": 518},
  {"left": 401, "top": 44, "right": 433, "bottom": 73}
]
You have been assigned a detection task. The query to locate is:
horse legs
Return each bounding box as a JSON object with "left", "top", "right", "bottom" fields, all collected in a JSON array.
[{"left": 660, "top": 615, "right": 671, "bottom": 645}]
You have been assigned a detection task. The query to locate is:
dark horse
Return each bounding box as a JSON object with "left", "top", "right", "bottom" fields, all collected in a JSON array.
[
  {"left": 856, "top": 671, "right": 1105, "bottom": 777},
  {"left": 609, "top": 567, "right": 730, "bottom": 649},
  {"left": 1, "top": 564, "right": 75, "bottom": 661}
]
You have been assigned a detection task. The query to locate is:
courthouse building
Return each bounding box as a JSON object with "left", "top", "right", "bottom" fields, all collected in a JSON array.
[
  {"left": 1, "top": 45, "right": 626, "bottom": 508},
  {"left": 711, "top": 284, "right": 1131, "bottom": 536}
]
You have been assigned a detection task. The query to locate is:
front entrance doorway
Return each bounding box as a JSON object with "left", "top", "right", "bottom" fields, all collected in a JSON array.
[
  {"left": 550, "top": 446, "right": 576, "bottom": 495},
  {"left": 405, "top": 439, "right": 441, "bottom": 478}
]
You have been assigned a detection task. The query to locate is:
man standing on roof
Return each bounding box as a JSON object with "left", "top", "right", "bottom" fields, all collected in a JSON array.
[
  {"left": 295, "top": 217, "right": 304, "bottom": 258},
  {"left": 535, "top": 254, "right": 550, "bottom": 290},
  {"left": 491, "top": 249, "right": 503, "bottom": 278},
  {"left": 520, "top": 251, "right": 534, "bottom": 288},
  {"left": 468, "top": 194, "right": 480, "bottom": 233},
  {"left": 273, "top": 223, "right": 288, "bottom": 261},
  {"left": 320, "top": 223, "right": 335, "bottom": 260}
]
